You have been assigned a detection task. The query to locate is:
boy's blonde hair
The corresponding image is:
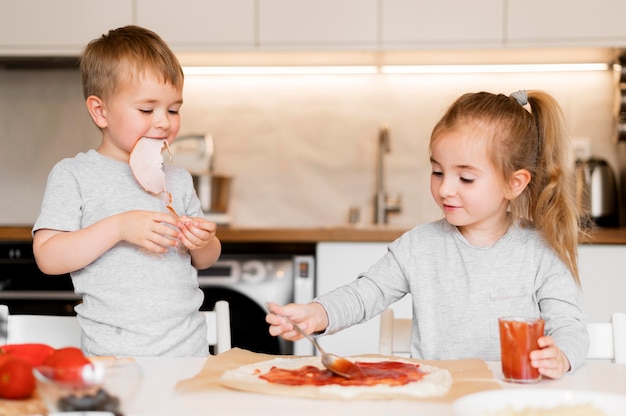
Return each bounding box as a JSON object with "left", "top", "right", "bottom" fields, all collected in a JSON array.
[
  {"left": 80, "top": 25, "right": 183, "bottom": 101},
  {"left": 430, "top": 91, "right": 589, "bottom": 285}
]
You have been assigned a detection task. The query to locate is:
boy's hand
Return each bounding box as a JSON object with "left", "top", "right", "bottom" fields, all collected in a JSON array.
[
  {"left": 529, "top": 335, "right": 571, "bottom": 380},
  {"left": 176, "top": 217, "right": 217, "bottom": 251},
  {"left": 118, "top": 210, "right": 180, "bottom": 253}
]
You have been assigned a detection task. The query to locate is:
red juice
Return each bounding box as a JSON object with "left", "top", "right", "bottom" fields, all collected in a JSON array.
[{"left": 498, "top": 317, "right": 545, "bottom": 383}]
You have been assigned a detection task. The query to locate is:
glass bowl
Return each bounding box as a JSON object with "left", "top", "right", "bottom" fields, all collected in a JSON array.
[{"left": 33, "top": 358, "right": 142, "bottom": 415}]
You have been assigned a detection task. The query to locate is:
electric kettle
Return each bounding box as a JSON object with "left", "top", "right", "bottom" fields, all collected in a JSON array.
[{"left": 575, "top": 157, "right": 619, "bottom": 227}]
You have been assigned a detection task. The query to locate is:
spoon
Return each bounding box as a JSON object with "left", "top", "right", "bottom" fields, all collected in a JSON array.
[{"left": 267, "top": 304, "right": 363, "bottom": 378}]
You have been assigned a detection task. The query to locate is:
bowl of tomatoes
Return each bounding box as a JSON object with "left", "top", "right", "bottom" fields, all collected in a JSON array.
[{"left": 33, "top": 348, "right": 142, "bottom": 415}]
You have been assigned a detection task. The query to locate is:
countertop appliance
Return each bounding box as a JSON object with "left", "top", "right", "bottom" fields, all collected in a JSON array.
[
  {"left": 576, "top": 157, "right": 619, "bottom": 227},
  {"left": 169, "top": 133, "right": 233, "bottom": 225}
]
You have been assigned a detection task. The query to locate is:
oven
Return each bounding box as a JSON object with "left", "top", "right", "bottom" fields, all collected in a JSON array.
[
  {"left": 0, "top": 241, "right": 316, "bottom": 356},
  {"left": 0, "top": 241, "right": 80, "bottom": 316}
]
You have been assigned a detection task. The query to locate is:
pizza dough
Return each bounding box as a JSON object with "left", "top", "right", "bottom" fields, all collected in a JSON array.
[{"left": 220, "top": 356, "right": 452, "bottom": 400}]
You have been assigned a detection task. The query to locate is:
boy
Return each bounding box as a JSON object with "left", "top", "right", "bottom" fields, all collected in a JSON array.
[{"left": 32, "top": 26, "right": 221, "bottom": 356}]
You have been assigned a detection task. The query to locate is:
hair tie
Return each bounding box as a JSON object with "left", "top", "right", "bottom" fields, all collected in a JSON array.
[{"left": 510, "top": 90, "right": 528, "bottom": 106}]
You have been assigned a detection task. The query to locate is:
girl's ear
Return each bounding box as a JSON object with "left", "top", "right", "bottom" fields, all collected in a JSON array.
[
  {"left": 85, "top": 95, "right": 107, "bottom": 128},
  {"left": 506, "top": 169, "right": 531, "bottom": 200}
]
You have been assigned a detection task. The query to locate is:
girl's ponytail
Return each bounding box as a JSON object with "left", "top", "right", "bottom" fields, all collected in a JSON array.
[{"left": 526, "top": 91, "right": 589, "bottom": 285}]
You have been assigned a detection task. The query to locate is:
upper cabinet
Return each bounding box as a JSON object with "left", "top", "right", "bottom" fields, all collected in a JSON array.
[
  {"left": 0, "top": 0, "right": 133, "bottom": 55},
  {"left": 381, "top": 0, "right": 503, "bottom": 49},
  {"left": 507, "top": 0, "right": 626, "bottom": 47},
  {"left": 2, "top": 0, "right": 626, "bottom": 57},
  {"left": 136, "top": 0, "right": 256, "bottom": 51},
  {"left": 257, "top": 0, "right": 377, "bottom": 50}
]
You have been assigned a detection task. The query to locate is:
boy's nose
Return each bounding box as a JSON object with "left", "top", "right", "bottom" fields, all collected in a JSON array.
[{"left": 153, "top": 111, "right": 171, "bottom": 130}]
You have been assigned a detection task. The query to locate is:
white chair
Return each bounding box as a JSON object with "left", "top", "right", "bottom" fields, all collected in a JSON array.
[
  {"left": 204, "top": 300, "right": 231, "bottom": 355},
  {"left": 378, "top": 308, "right": 412, "bottom": 356},
  {"left": 587, "top": 312, "right": 626, "bottom": 363},
  {"left": 1, "top": 305, "right": 82, "bottom": 349},
  {"left": 379, "top": 308, "right": 626, "bottom": 364},
  {"left": 0, "top": 302, "right": 232, "bottom": 354}
]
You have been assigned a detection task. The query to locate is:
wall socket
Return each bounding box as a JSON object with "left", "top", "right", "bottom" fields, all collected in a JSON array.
[{"left": 572, "top": 138, "right": 592, "bottom": 161}]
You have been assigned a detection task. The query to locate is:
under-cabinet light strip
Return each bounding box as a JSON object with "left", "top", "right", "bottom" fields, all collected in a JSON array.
[
  {"left": 381, "top": 63, "right": 610, "bottom": 74},
  {"left": 182, "top": 63, "right": 610, "bottom": 76},
  {"left": 182, "top": 66, "right": 378, "bottom": 75}
]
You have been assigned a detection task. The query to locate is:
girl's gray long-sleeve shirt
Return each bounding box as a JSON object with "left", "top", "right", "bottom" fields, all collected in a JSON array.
[{"left": 316, "top": 219, "right": 589, "bottom": 372}]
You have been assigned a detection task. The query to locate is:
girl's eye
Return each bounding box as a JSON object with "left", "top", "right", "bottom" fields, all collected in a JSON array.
[
  {"left": 431, "top": 171, "right": 443, "bottom": 177},
  {"left": 139, "top": 109, "right": 153, "bottom": 114},
  {"left": 460, "top": 177, "right": 475, "bottom": 184},
  {"left": 168, "top": 109, "right": 180, "bottom": 115}
]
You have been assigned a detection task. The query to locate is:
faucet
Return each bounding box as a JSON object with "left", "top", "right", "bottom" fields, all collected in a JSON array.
[{"left": 374, "top": 125, "right": 402, "bottom": 225}]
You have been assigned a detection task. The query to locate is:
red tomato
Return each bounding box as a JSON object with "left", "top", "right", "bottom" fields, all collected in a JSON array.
[
  {"left": 1, "top": 343, "right": 55, "bottom": 367},
  {"left": 0, "top": 358, "right": 36, "bottom": 399},
  {"left": 42, "top": 347, "right": 92, "bottom": 384}
]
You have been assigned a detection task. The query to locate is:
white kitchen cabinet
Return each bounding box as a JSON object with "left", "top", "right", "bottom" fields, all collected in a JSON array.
[
  {"left": 578, "top": 245, "right": 626, "bottom": 323},
  {"left": 258, "top": 0, "right": 378, "bottom": 50},
  {"left": 507, "top": 0, "right": 626, "bottom": 47},
  {"left": 315, "top": 242, "right": 412, "bottom": 357},
  {"left": 136, "top": 0, "right": 256, "bottom": 52},
  {"left": 381, "top": 0, "right": 503, "bottom": 49},
  {"left": 0, "top": 0, "right": 132, "bottom": 56}
]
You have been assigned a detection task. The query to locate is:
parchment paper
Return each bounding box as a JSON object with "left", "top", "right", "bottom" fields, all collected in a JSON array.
[{"left": 176, "top": 348, "right": 501, "bottom": 403}]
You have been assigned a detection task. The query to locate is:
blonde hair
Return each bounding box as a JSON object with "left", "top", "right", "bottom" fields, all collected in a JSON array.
[
  {"left": 430, "top": 91, "right": 588, "bottom": 285},
  {"left": 79, "top": 25, "right": 183, "bottom": 101}
]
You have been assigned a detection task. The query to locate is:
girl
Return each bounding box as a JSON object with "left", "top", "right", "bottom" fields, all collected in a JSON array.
[{"left": 267, "top": 90, "right": 589, "bottom": 380}]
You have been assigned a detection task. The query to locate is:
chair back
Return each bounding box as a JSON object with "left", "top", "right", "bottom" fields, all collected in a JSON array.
[
  {"left": 587, "top": 312, "right": 626, "bottom": 363},
  {"left": 3, "top": 306, "right": 81, "bottom": 349},
  {"left": 0, "top": 301, "right": 233, "bottom": 354},
  {"left": 378, "top": 308, "right": 411, "bottom": 356},
  {"left": 379, "top": 308, "right": 626, "bottom": 364},
  {"left": 204, "top": 300, "right": 231, "bottom": 354}
]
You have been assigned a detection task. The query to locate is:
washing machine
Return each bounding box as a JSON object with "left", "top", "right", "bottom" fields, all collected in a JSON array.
[{"left": 198, "top": 254, "right": 315, "bottom": 355}]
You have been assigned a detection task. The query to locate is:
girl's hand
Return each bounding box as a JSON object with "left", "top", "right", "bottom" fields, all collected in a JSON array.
[
  {"left": 118, "top": 210, "right": 180, "bottom": 253},
  {"left": 266, "top": 302, "right": 329, "bottom": 341},
  {"left": 176, "top": 216, "right": 217, "bottom": 251},
  {"left": 529, "top": 335, "right": 571, "bottom": 379}
]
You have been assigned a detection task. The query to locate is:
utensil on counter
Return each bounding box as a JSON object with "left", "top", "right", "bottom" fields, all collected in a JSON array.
[{"left": 266, "top": 304, "right": 363, "bottom": 378}]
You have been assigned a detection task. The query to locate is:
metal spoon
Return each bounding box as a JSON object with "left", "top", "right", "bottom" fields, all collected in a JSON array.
[{"left": 267, "top": 304, "right": 362, "bottom": 378}]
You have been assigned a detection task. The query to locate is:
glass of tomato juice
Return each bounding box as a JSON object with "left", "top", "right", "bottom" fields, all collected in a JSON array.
[{"left": 498, "top": 316, "right": 545, "bottom": 383}]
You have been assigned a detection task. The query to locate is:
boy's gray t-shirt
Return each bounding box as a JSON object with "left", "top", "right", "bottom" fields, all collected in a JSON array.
[
  {"left": 317, "top": 219, "right": 589, "bottom": 372},
  {"left": 33, "top": 149, "right": 207, "bottom": 357}
]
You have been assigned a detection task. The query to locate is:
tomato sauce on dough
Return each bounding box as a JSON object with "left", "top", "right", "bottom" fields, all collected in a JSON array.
[{"left": 258, "top": 361, "right": 427, "bottom": 387}]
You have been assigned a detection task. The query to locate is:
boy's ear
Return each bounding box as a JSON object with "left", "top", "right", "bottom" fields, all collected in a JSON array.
[
  {"left": 506, "top": 169, "right": 531, "bottom": 200},
  {"left": 85, "top": 96, "right": 107, "bottom": 128}
]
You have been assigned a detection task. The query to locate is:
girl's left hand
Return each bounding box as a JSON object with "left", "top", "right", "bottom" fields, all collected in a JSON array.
[
  {"left": 176, "top": 217, "right": 217, "bottom": 251},
  {"left": 529, "top": 335, "right": 571, "bottom": 379}
]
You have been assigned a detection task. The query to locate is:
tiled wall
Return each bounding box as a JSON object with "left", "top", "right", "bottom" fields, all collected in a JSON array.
[{"left": 0, "top": 67, "right": 620, "bottom": 227}]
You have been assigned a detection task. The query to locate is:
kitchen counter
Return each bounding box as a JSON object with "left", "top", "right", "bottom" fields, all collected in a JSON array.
[{"left": 2, "top": 225, "right": 626, "bottom": 244}]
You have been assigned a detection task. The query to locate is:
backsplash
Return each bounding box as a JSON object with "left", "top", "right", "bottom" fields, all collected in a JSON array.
[{"left": 0, "top": 67, "right": 621, "bottom": 227}]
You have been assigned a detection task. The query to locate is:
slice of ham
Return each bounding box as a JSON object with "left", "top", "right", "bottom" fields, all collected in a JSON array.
[
  {"left": 129, "top": 137, "right": 178, "bottom": 217},
  {"left": 129, "top": 137, "right": 168, "bottom": 195}
]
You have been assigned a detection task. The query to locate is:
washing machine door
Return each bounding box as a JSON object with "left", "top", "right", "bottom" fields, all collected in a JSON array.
[{"left": 201, "top": 287, "right": 283, "bottom": 355}]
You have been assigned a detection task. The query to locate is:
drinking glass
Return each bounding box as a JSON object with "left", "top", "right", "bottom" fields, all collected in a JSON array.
[{"left": 498, "top": 316, "right": 545, "bottom": 383}]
